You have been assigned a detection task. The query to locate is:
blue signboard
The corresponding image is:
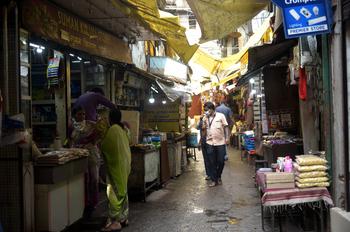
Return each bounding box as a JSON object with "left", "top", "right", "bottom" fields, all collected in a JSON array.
[{"left": 271, "top": 0, "right": 332, "bottom": 38}]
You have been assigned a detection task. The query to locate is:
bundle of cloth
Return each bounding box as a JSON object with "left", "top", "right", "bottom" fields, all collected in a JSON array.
[{"left": 294, "top": 155, "right": 329, "bottom": 188}]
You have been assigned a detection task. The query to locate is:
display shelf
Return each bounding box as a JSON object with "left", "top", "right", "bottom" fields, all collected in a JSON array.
[
  {"left": 116, "top": 104, "right": 139, "bottom": 108},
  {"left": 32, "top": 122, "right": 56, "bottom": 126},
  {"left": 21, "top": 95, "right": 32, "bottom": 101},
  {"left": 20, "top": 62, "right": 30, "bottom": 68},
  {"left": 32, "top": 100, "right": 55, "bottom": 105}
]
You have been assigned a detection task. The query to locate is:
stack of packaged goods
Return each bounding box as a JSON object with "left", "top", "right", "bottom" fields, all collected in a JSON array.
[
  {"left": 243, "top": 131, "right": 255, "bottom": 153},
  {"left": 264, "top": 172, "right": 295, "bottom": 189},
  {"left": 294, "top": 155, "right": 329, "bottom": 188}
]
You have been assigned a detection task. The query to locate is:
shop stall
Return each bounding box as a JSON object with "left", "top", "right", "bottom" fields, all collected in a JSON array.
[
  {"left": 8, "top": 0, "right": 134, "bottom": 229},
  {"left": 256, "top": 155, "right": 333, "bottom": 232}
]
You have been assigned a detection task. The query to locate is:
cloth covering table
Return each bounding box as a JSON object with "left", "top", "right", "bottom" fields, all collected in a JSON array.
[{"left": 256, "top": 171, "right": 333, "bottom": 231}]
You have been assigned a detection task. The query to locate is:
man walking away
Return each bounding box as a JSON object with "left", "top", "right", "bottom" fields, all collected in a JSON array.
[
  {"left": 203, "top": 102, "right": 230, "bottom": 187},
  {"left": 215, "top": 99, "right": 233, "bottom": 160}
]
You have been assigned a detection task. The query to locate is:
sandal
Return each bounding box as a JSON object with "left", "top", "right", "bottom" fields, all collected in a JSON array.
[
  {"left": 120, "top": 219, "right": 129, "bottom": 228},
  {"left": 100, "top": 222, "right": 122, "bottom": 232}
]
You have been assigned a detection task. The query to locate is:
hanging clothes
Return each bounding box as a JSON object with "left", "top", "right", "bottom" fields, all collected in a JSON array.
[{"left": 299, "top": 67, "right": 307, "bottom": 101}]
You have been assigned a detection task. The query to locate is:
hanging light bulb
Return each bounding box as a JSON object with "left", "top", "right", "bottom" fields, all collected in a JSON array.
[
  {"left": 36, "top": 47, "right": 43, "bottom": 53},
  {"left": 162, "top": 100, "right": 167, "bottom": 104},
  {"left": 149, "top": 91, "right": 155, "bottom": 104},
  {"left": 149, "top": 97, "right": 155, "bottom": 104}
]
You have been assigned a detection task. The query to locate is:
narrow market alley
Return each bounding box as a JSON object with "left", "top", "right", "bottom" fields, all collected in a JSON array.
[
  {"left": 122, "top": 148, "right": 261, "bottom": 232},
  {"left": 70, "top": 148, "right": 303, "bottom": 232}
]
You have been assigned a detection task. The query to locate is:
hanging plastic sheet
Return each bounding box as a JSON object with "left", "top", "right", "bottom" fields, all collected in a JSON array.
[
  {"left": 186, "top": 0, "right": 270, "bottom": 42},
  {"left": 156, "top": 80, "right": 191, "bottom": 102},
  {"left": 110, "top": 0, "right": 199, "bottom": 63}
]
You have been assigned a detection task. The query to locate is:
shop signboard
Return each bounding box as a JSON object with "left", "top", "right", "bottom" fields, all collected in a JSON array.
[
  {"left": 21, "top": 0, "right": 132, "bottom": 64},
  {"left": 144, "top": 101, "right": 180, "bottom": 132},
  {"left": 271, "top": 0, "right": 332, "bottom": 38}
]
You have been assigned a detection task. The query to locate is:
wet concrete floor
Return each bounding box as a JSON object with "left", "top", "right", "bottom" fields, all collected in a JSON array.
[{"left": 74, "top": 147, "right": 307, "bottom": 232}]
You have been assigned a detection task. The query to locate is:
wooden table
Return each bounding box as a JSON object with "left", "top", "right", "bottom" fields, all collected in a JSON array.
[{"left": 256, "top": 171, "right": 333, "bottom": 232}]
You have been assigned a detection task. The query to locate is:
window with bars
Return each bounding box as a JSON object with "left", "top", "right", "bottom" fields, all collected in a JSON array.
[{"left": 189, "top": 14, "right": 196, "bottom": 29}]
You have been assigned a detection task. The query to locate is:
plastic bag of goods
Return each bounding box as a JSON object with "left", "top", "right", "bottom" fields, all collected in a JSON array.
[
  {"left": 296, "top": 181, "right": 330, "bottom": 188},
  {"left": 295, "top": 176, "right": 329, "bottom": 184},
  {"left": 296, "top": 155, "right": 327, "bottom": 166},
  {"left": 295, "top": 171, "right": 327, "bottom": 178},
  {"left": 293, "top": 163, "right": 327, "bottom": 172}
]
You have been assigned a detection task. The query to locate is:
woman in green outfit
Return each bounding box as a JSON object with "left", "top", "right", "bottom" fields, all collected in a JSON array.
[{"left": 101, "top": 109, "right": 131, "bottom": 232}]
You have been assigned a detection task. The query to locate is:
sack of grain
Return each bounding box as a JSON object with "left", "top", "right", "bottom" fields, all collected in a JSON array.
[
  {"left": 296, "top": 181, "right": 330, "bottom": 188},
  {"left": 295, "top": 176, "right": 329, "bottom": 184},
  {"left": 295, "top": 171, "right": 327, "bottom": 178},
  {"left": 293, "top": 163, "right": 328, "bottom": 172},
  {"left": 296, "top": 155, "right": 327, "bottom": 166}
]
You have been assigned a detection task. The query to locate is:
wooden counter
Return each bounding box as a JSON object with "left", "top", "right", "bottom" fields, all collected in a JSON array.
[
  {"left": 34, "top": 157, "right": 87, "bottom": 231},
  {"left": 128, "top": 147, "right": 160, "bottom": 201}
]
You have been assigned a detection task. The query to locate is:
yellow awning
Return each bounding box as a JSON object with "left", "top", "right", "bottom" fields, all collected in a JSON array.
[
  {"left": 186, "top": 0, "right": 270, "bottom": 42},
  {"left": 110, "top": 0, "right": 199, "bottom": 63},
  {"left": 190, "top": 18, "right": 271, "bottom": 86}
]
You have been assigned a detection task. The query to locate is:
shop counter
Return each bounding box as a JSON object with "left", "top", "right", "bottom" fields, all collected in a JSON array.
[
  {"left": 34, "top": 157, "right": 87, "bottom": 232},
  {"left": 167, "top": 141, "right": 183, "bottom": 178},
  {"left": 128, "top": 147, "right": 160, "bottom": 201},
  {"left": 256, "top": 171, "right": 333, "bottom": 232}
]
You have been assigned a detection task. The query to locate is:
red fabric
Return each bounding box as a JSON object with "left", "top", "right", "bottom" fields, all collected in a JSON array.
[
  {"left": 299, "top": 67, "right": 307, "bottom": 101},
  {"left": 188, "top": 95, "right": 202, "bottom": 118}
]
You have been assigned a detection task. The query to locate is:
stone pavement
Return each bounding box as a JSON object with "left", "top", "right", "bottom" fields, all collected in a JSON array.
[{"left": 70, "top": 147, "right": 308, "bottom": 232}]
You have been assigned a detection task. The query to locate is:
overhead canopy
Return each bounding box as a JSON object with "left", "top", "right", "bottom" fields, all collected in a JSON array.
[
  {"left": 247, "top": 39, "right": 298, "bottom": 72},
  {"left": 110, "top": 0, "right": 199, "bottom": 63},
  {"left": 186, "top": 0, "right": 270, "bottom": 42},
  {"left": 236, "top": 39, "right": 298, "bottom": 86},
  {"left": 190, "top": 17, "right": 272, "bottom": 87},
  {"left": 110, "top": 0, "right": 273, "bottom": 92}
]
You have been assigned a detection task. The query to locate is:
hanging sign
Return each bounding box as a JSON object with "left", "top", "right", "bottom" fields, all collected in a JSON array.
[
  {"left": 272, "top": 0, "right": 332, "bottom": 38},
  {"left": 21, "top": 0, "right": 132, "bottom": 64}
]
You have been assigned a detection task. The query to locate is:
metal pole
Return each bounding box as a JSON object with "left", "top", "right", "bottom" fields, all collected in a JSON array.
[{"left": 2, "top": 6, "right": 9, "bottom": 113}]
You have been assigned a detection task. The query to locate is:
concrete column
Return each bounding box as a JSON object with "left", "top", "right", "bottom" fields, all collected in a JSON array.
[
  {"left": 330, "top": 0, "right": 346, "bottom": 208},
  {"left": 299, "top": 96, "right": 319, "bottom": 153}
]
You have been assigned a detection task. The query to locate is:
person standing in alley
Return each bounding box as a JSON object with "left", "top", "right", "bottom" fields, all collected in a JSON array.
[
  {"left": 197, "top": 116, "right": 211, "bottom": 181},
  {"left": 100, "top": 109, "right": 131, "bottom": 231},
  {"left": 215, "top": 98, "right": 233, "bottom": 160},
  {"left": 74, "top": 87, "right": 117, "bottom": 122},
  {"left": 203, "top": 102, "right": 230, "bottom": 187}
]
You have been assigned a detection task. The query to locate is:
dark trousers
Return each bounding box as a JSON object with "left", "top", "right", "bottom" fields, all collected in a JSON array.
[
  {"left": 206, "top": 144, "right": 226, "bottom": 182},
  {"left": 201, "top": 141, "right": 210, "bottom": 177}
]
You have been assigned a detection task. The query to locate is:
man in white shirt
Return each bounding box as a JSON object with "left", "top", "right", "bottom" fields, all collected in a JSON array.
[{"left": 203, "top": 102, "right": 230, "bottom": 187}]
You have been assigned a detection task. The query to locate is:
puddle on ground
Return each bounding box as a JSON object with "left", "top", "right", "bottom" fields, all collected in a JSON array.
[
  {"left": 228, "top": 216, "right": 242, "bottom": 225},
  {"left": 204, "top": 209, "right": 216, "bottom": 217}
]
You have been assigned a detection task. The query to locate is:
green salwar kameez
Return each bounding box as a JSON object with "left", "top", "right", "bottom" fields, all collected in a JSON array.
[{"left": 101, "top": 124, "right": 131, "bottom": 222}]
